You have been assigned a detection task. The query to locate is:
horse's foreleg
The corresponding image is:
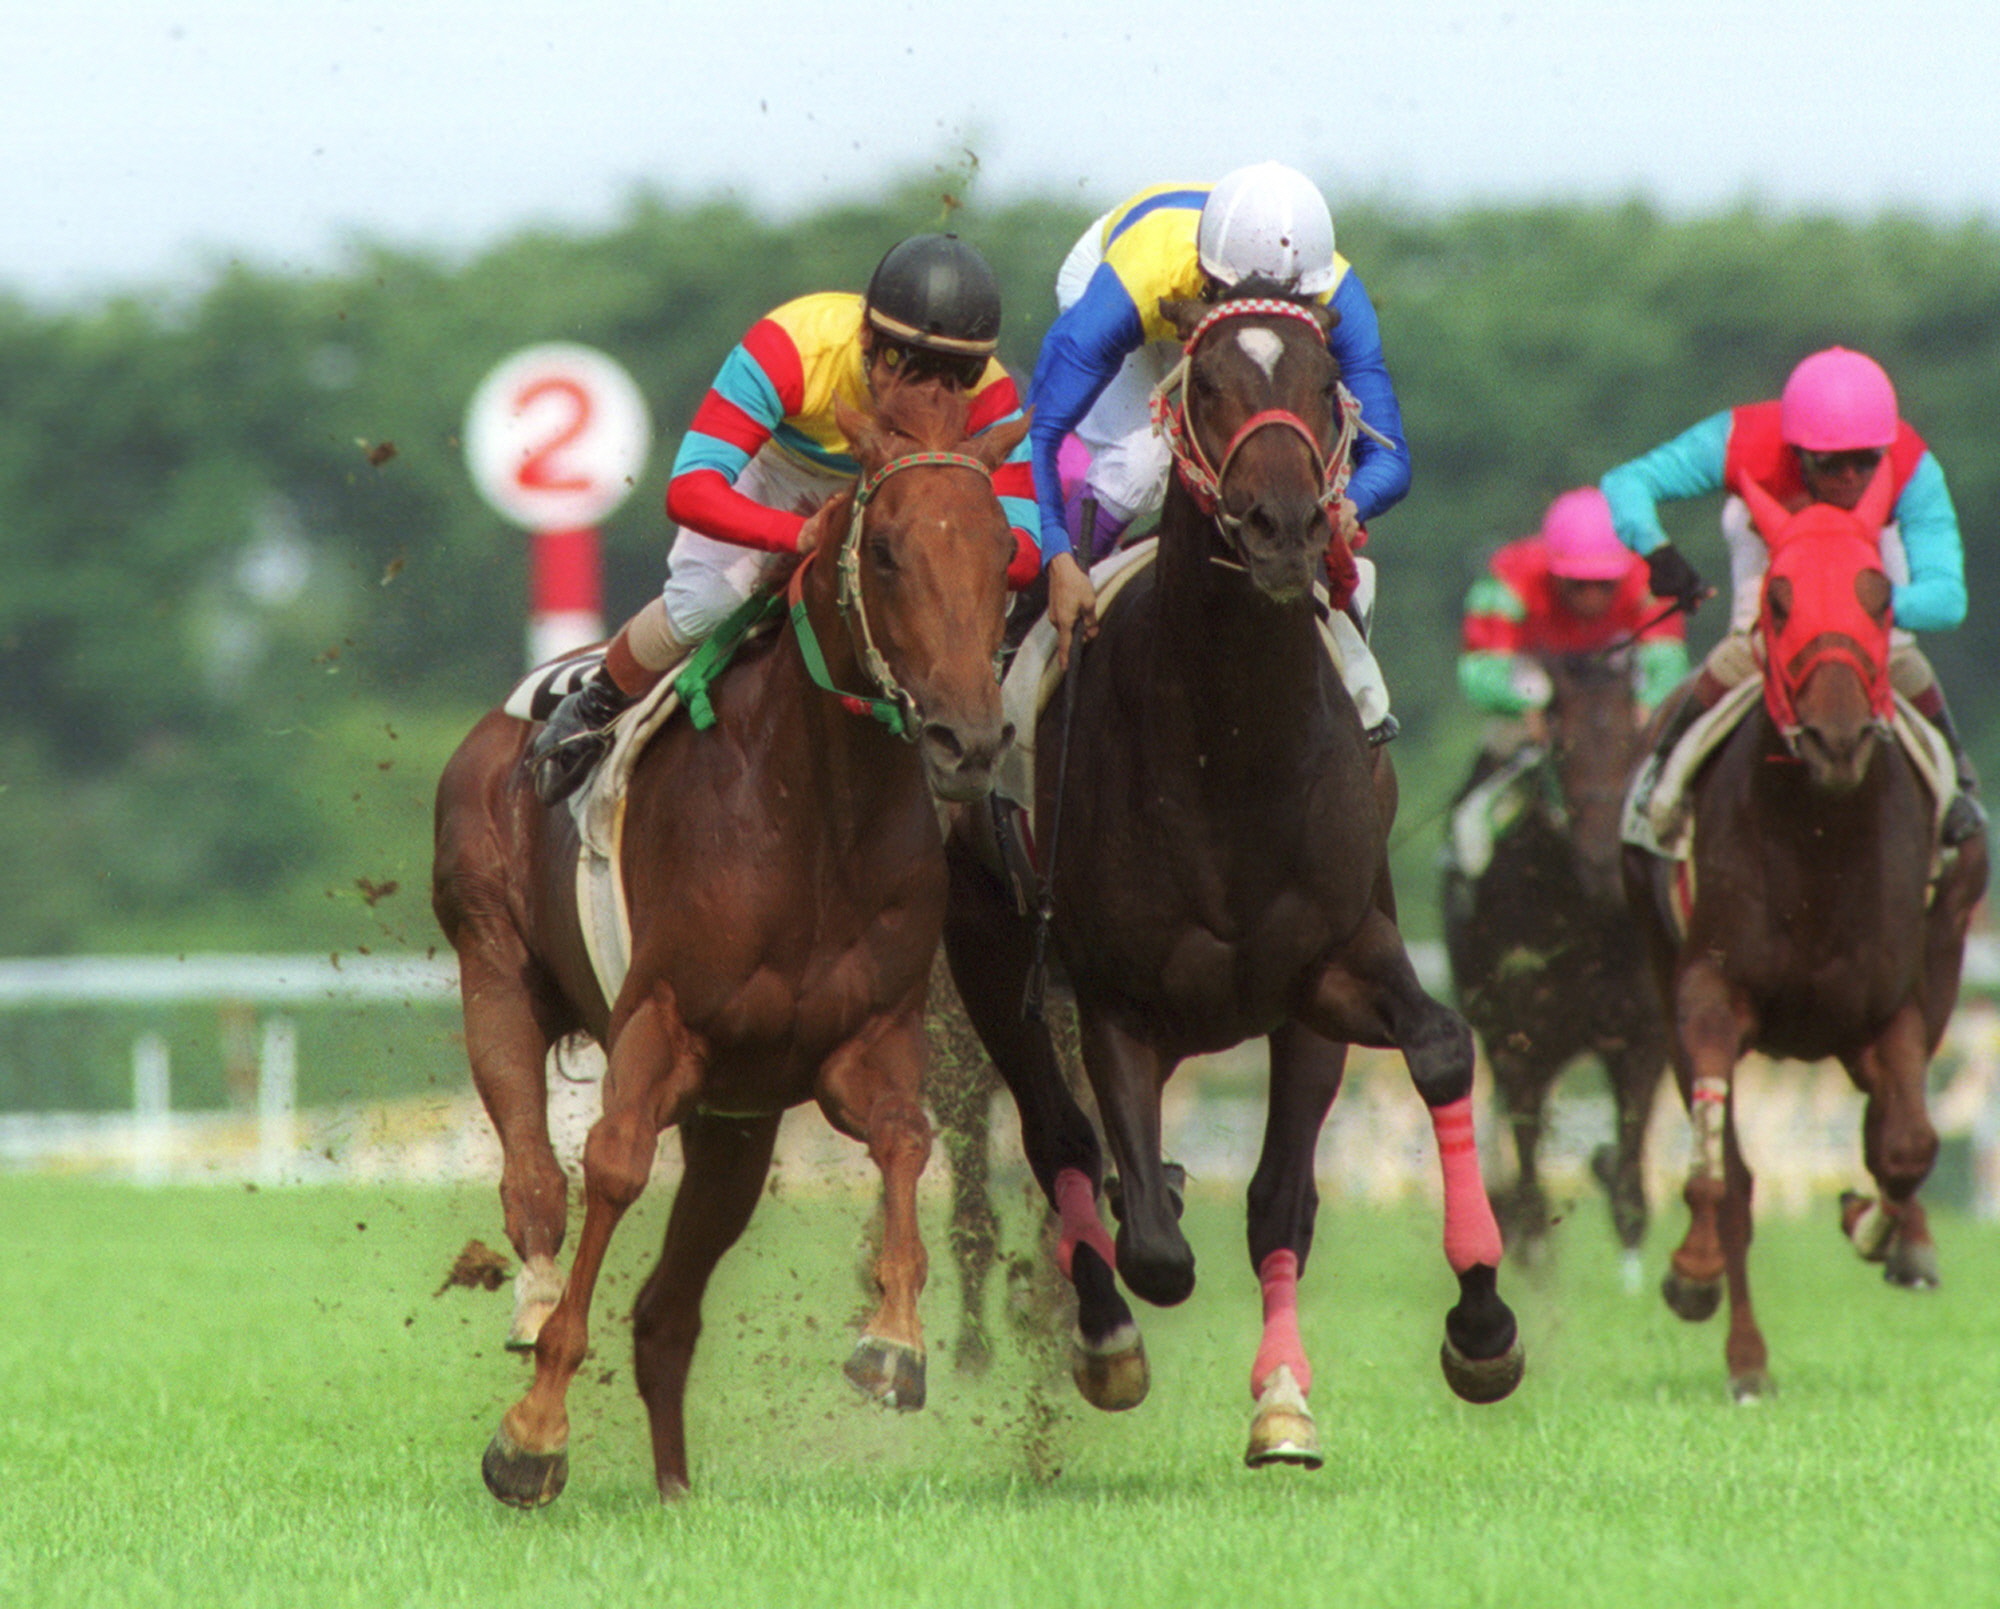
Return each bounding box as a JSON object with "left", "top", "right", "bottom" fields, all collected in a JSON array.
[
  {"left": 1718, "top": 1117, "right": 1769, "bottom": 1402},
  {"left": 1242, "top": 1022, "right": 1346, "bottom": 1469},
  {"left": 1663, "top": 958, "right": 1751, "bottom": 1327},
  {"left": 1076, "top": 1008, "right": 1192, "bottom": 1309},
  {"left": 1843, "top": 1004, "right": 1942, "bottom": 1289},
  {"left": 942, "top": 850, "right": 1143, "bottom": 1407},
  {"left": 483, "top": 997, "right": 683, "bottom": 1509},
  {"left": 456, "top": 942, "right": 572, "bottom": 1349},
  {"left": 1303, "top": 912, "right": 1521, "bottom": 1405},
  {"left": 1488, "top": 1046, "right": 1554, "bottom": 1263},
  {"left": 925, "top": 952, "right": 1002, "bottom": 1376},
  {"left": 632, "top": 1110, "right": 781, "bottom": 1501},
  {"left": 1601, "top": 1033, "right": 1667, "bottom": 1289},
  {"left": 821, "top": 1011, "right": 934, "bottom": 1412}
]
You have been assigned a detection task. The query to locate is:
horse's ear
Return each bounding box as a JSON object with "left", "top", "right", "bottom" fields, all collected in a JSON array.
[
  {"left": 1856, "top": 566, "right": 1893, "bottom": 625},
  {"left": 1855, "top": 457, "right": 1898, "bottom": 532},
  {"left": 1737, "top": 476, "right": 1792, "bottom": 543},
  {"left": 970, "top": 408, "right": 1030, "bottom": 472},
  {"left": 836, "top": 394, "right": 883, "bottom": 470},
  {"left": 1159, "top": 298, "right": 1206, "bottom": 342}
]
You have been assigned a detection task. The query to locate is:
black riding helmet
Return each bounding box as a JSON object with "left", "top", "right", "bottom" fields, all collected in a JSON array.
[{"left": 863, "top": 234, "right": 1002, "bottom": 357}]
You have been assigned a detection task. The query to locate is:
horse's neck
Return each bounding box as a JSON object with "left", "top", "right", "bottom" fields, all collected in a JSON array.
[{"left": 1150, "top": 508, "right": 1330, "bottom": 756}]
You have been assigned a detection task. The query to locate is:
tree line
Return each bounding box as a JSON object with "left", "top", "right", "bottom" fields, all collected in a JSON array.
[{"left": 2, "top": 177, "right": 1995, "bottom": 956}]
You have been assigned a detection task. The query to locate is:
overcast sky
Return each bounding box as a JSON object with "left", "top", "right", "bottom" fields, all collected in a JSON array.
[{"left": 9, "top": 0, "right": 1998, "bottom": 303}]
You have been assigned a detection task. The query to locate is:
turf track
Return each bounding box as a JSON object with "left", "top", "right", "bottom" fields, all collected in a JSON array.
[{"left": 5, "top": 1171, "right": 1998, "bottom": 1607}]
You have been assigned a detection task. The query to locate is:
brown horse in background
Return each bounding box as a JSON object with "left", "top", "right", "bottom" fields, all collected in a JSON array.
[
  {"left": 1443, "top": 650, "right": 1669, "bottom": 1280},
  {"left": 943, "top": 287, "right": 1523, "bottom": 1472},
  {"left": 432, "top": 380, "right": 1026, "bottom": 1503},
  {"left": 1624, "top": 470, "right": 1988, "bottom": 1401}
]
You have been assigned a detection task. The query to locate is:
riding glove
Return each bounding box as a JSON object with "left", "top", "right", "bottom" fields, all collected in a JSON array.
[{"left": 1645, "top": 544, "right": 1705, "bottom": 613}]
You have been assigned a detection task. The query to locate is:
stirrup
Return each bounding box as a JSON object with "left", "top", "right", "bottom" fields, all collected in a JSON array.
[{"left": 530, "top": 730, "right": 613, "bottom": 806}]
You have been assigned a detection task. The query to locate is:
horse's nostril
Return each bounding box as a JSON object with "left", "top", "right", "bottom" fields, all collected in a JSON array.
[
  {"left": 923, "top": 722, "right": 965, "bottom": 762},
  {"left": 997, "top": 722, "right": 1016, "bottom": 750}
]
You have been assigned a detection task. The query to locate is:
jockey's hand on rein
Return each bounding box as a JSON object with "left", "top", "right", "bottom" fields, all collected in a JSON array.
[{"left": 1645, "top": 543, "right": 1706, "bottom": 613}]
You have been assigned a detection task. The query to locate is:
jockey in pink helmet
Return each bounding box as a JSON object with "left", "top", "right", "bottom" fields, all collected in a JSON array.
[
  {"left": 1458, "top": 487, "right": 1687, "bottom": 732},
  {"left": 1601, "top": 346, "right": 1981, "bottom": 845}
]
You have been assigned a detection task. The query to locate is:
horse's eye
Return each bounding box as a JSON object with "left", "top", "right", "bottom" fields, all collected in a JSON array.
[{"left": 869, "top": 536, "right": 899, "bottom": 574}]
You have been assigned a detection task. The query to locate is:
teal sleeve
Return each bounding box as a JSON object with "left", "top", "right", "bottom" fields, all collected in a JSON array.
[
  {"left": 1890, "top": 452, "right": 1966, "bottom": 632},
  {"left": 1458, "top": 650, "right": 1533, "bottom": 716},
  {"left": 1635, "top": 638, "right": 1691, "bottom": 711},
  {"left": 1600, "top": 410, "right": 1732, "bottom": 556}
]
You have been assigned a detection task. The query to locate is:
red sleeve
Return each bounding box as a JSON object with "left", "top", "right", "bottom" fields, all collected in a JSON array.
[{"left": 665, "top": 467, "right": 806, "bottom": 554}]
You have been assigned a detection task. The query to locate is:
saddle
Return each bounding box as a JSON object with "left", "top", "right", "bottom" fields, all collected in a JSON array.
[
  {"left": 1621, "top": 682, "right": 1958, "bottom": 887},
  {"left": 501, "top": 593, "right": 785, "bottom": 1007}
]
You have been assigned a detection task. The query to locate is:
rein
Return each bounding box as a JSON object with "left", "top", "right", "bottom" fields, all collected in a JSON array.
[
  {"left": 1148, "top": 298, "right": 1390, "bottom": 536},
  {"left": 786, "top": 447, "right": 993, "bottom": 741}
]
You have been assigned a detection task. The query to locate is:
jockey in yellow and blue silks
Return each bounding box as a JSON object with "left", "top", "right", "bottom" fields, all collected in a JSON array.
[
  {"left": 1028, "top": 163, "right": 1410, "bottom": 738},
  {"left": 529, "top": 234, "right": 1040, "bottom": 805}
]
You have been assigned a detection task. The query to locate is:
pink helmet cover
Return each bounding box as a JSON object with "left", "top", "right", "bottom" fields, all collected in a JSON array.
[
  {"left": 1541, "top": 487, "right": 1632, "bottom": 580},
  {"left": 1780, "top": 347, "right": 1898, "bottom": 452}
]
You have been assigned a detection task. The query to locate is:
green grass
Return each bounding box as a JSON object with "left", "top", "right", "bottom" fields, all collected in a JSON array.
[{"left": 5, "top": 1170, "right": 1999, "bottom": 1607}]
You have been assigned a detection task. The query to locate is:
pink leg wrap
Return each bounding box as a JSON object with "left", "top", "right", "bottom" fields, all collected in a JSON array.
[
  {"left": 1053, "top": 1167, "right": 1117, "bottom": 1280},
  {"left": 1251, "top": 1248, "right": 1312, "bottom": 1399},
  {"left": 1432, "top": 1097, "right": 1503, "bottom": 1273}
]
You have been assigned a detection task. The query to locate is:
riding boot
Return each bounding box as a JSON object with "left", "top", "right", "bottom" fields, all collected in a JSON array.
[
  {"left": 528, "top": 666, "right": 636, "bottom": 805},
  {"left": 1924, "top": 703, "right": 1988, "bottom": 846}
]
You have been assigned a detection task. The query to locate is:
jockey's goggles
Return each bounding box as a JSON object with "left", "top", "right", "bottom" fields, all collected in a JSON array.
[
  {"left": 1798, "top": 447, "right": 1885, "bottom": 478},
  {"left": 877, "top": 340, "right": 989, "bottom": 391}
]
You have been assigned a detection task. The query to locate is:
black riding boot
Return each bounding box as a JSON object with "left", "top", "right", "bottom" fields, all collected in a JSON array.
[
  {"left": 1925, "top": 703, "right": 1987, "bottom": 846},
  {"left": 528, "top": 667, "right": 635, "bottom": 805}
]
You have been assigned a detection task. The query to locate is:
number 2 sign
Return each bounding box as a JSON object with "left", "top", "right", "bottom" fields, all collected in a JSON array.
[{"left": 465, "top": 344, "right": 652, "bottom": 531}]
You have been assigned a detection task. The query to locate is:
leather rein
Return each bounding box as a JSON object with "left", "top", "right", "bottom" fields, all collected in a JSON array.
[{"left": 785, "top": 447, "right": 993, "bottom": 741}]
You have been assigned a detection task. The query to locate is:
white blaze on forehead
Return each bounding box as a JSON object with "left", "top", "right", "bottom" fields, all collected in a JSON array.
[{"left": 1236, "top": 327, "right": 1284, "bottom": 378}]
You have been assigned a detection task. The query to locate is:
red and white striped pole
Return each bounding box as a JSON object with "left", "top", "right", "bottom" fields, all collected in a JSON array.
[
  {"left": 527, "top": 526, "right": 604, "bottom": 667},
  {"left": 465, "top": 344, "right": 650, "bottom": 670}
]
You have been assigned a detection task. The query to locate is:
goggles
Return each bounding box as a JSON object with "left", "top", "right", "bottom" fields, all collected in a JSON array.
[
  {"left": 1799, "top": 447, "right": 1885, "bottom": 478},
  {"left": 877, "top": 340, "right": 989, "bottom": 391}
]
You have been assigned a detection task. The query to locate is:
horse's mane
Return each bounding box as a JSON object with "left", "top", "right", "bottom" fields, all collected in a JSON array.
[
  {"left": 869, "top": 377, "right": 974, "bottom": 453},
  {"left": 1214, "top": 274, "right": 1318, "bottom": 309}
]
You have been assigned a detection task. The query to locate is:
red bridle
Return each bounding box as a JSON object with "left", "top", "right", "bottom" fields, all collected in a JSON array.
[{"left": 1148, "top": 298, "right": 1370, "bottom": 528}]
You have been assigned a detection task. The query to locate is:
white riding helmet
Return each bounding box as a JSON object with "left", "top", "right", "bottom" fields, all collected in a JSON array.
[{"left": 1197, "top": 162, "right": 1337, "bottom": 296}]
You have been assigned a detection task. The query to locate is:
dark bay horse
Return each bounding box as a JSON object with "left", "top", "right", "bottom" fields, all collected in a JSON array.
[
  {"left": 944, "top": 288, "right": 1523, "bottom": 1470},
  {"left": 432, "top": 381, "right": 1026, "bottom": 1503},
  {"left": 1624, "top": 471, "right": 1988, "bottom": 1401},
  {"left": 1443, "top": 651, "right": 1669, "bottom": 1279}
]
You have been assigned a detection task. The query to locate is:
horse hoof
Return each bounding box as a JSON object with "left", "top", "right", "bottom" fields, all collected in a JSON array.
[
  {"left": 1661, "top": 1268, "right": 1723, "bottom": 1323},
  {"left": 482, "top": 1419, "right": 568, "bottom": 1509},
  {"left": 1884, "top": 1236, "right": 1940, "bottom": 1290},
  {"left": 1245, "top": 1366, "right": 1322, "bottom": 1469},
  {"left": 1618, "top": 1249, "right": 1645, "bottom": 1296},
  {"left": 1729, "top": 1370, "right": 1775, "bottom": 1405},
  {"left": 1071, "top": 1324, "right": 1149, "bottom": 1412},
  {"left": 953, "top": 1325, "right": 994, "bottom": 1377},
  {"left": 1440, "top": 1333, "right": 1524, "bottom": 1405},
  {"left": 1839, "top": 1191, "right": 1893, "bottom": 1262},
  {"left": 844, "top": 1336, "right": 926, "bottom": 1411}
]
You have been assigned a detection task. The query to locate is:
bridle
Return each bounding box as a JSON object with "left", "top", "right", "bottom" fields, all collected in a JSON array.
[
  {"left": 786, "top": 447, "right": 994, "bottom": 741},
  {"left": 1148, "top": 298, "right": 1390, "bottom": 540}
]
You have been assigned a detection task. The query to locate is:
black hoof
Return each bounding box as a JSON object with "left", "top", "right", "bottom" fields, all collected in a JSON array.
[
  {"left": 482, "top": 1420, "right": 568, "bottom": 1509},
  {"left": 1729, "top": 1369, "right": 1775, "bottom": 1405},
  {"left": 1103, "top": 1162, "right": 1186, "bottom": 1224},
  {"left": 1661, "top": 1268, "right": 1723, "bottom": 1322},
  {"left": 1440, "top": 1333, "right": 1525, "bottom": 1404}
]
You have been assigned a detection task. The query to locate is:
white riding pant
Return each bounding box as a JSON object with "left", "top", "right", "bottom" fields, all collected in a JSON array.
[{"left": 660, "top": 446, "right": 848, "bottom": 640}]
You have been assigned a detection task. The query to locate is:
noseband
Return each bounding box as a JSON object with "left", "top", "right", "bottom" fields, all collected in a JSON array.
[
  {"left": 786, "top": 447, "right": 994, "bottom": 741},
  {"left": 1149, "top": 298, "right": 1388, "bottom": 537}
]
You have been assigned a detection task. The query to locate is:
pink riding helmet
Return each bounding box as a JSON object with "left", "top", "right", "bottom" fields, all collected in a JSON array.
[
  {"left": 1779, "top": 347, "right": 1899, "bottom": 452},
  {"left": 1541, "top": 487, "right": 1632, "bottom": 581}
]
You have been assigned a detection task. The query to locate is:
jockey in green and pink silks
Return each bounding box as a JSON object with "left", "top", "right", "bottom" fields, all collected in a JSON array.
[{"left": 1602, "top": 346, "right": 1983, "bottom": 845}]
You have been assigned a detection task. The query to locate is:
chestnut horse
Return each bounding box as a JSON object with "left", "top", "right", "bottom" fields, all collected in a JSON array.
[
  {"left": 1443, "top": 650, "right": 1669, "bottom": 1279},
  {"left": 432, "top": 380, "right": 1026, "bottom": 1503},
  {"left": 1624, "top": 470, "right": 1988, "bottom": 1401},
  {"left": 943, "top": 287, "right": 1523, "bottom": 1471}
]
